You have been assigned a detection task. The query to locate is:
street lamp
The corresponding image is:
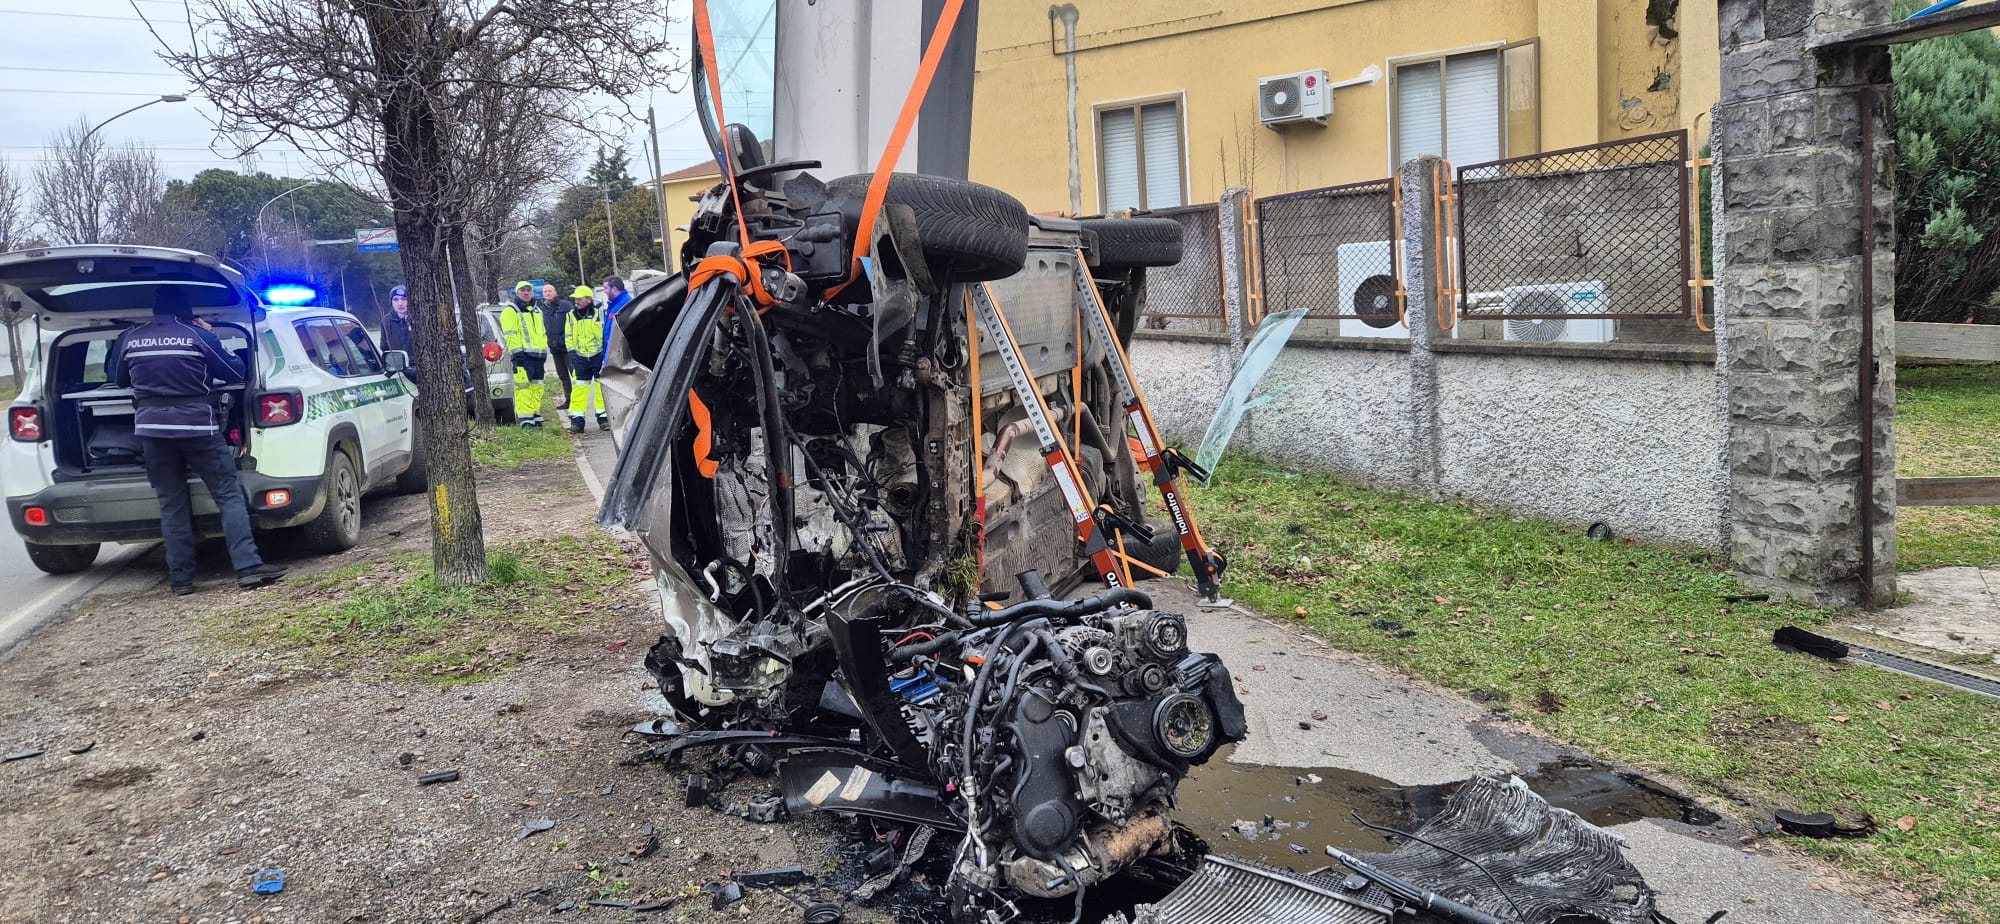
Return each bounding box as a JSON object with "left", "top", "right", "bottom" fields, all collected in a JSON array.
[
  {"left": 80, "top": 94, "right": 189, "bottom": 147},
  {"left": 256, "top": 182, "right": 314, "bottom": 269}
]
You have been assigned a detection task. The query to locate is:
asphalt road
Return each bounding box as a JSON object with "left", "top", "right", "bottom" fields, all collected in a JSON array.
[{"left": 0, "top": 538, "right": 157, "bottom": 653}]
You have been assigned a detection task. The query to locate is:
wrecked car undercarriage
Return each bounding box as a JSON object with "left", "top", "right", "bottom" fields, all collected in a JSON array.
[{"left": 596, "top": 104, "right": 1246, "bottom": 915}]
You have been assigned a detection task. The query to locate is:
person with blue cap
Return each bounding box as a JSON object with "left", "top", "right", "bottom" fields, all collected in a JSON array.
[{"left": 381, "top": 285, "right": 414, "bottom": 372}]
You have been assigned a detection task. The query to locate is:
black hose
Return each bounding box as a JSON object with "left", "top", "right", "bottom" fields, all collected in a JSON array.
[
  {"left": 962, "top": 588, "right": 1151, "bottom": 628},
  {"left": 1034, "top": 629, "right": 1114, "bottom": 703},
  {"left": 888, "top": 631, "right": 961, "bottom": 664}
]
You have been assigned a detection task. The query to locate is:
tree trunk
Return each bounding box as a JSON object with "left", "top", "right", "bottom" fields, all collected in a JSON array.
[
  {"left": 449, "top": 226, "right": 497, "bottom": 428},
  {"left": 4, "top": 310, "right": 22, "bottom": 392},
  {"left": 368, "top": 33, "right": 488, "bottom": 586}
]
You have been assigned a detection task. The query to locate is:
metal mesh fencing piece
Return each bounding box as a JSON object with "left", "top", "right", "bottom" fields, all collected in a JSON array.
[
  {"left": 1253, "top": 180, "right": 1399, "bottom": 326},
  {"left": 1136, "top": 204, "right": 1227, "bottom": 332},
  {"left": 1456, "top": 130, "right": 1690, "bottom": 332}
]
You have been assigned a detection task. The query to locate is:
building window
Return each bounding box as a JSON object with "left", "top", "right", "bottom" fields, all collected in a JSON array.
[
  {"left": 1098, "top": 99, "right": 1184, "bottom": 213},
  {"left": 1393, "top": 42, "right": 1538, "bottom": 166}
]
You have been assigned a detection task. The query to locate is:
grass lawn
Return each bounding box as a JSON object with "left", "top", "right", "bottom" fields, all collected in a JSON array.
[
  {"left": 1896, "top": 364, "right": 2000, "bottom": 572},
  {"left": 471, "top": 388, "right": 580, "bottom": 468},
  {"left": 1189, "top": 456, "right": 2000, "bottom": 923},
  {"left": 0, "top": 382, "right": 17, "bottom": 405},
  {"left": 212, "top": 534, "right": 637, "bottom": 684}
]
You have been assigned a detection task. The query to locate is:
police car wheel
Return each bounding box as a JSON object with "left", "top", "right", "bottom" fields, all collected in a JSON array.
[
  {"left": 298, "top": 450, "right": 363, "bottom": 553},
  {"left": 394, "top": 432, "right": 430, "bottom": 495}
]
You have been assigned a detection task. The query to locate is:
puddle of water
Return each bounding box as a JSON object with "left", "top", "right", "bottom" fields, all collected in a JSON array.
[{"left": 1177, "top": 746, "right": 1718, "bottom": 872}]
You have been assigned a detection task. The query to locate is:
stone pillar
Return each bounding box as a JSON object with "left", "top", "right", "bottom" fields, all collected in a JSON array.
[
  {"left": 1218, "top": 185, "right": 1255, "bottom": 356},
  {"left": 1714, "top": 0, "right": 1897, "bottom": 605},
  {"left": 1401, "top": 158, "right": 1444, "bottom": 494}
]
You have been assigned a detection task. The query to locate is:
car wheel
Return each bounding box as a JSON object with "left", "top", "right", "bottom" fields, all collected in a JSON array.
[
  {"left": 824, "top": 173, "right": 1030, "bottom": 282},
  {"left": 23, "top": 541, "right": 99, "bottom": 575},
  {"left": 1130, "top": 520, "right": 1184, "bottom": 581},
  {"left": 1081, "top": 217, "right": 1184, "bottom": 268},
  {"left": 394, "top": 430, "right": 429, "bottom": 495},
  {"left": 494, "top": 401, "right": 516, "bottom": 425},
  {"left": 298, "top": 449, "right": 362, "bottom": 553}
]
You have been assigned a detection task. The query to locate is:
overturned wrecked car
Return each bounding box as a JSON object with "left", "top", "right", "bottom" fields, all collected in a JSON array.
[{"left": 596, "top": 66, "right": 1243, "bottom": 924}]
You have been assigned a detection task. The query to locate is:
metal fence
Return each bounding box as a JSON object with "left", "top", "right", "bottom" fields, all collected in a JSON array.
[
  {"left": 1456, "top": 130, "right": 1690, "bottom": 323},
  {"left": 1136, "top": 203, "right": 1227, "bottom": 332},
  {"left": 1254, "top": 180, "right": 1400, "bottom": 326}
]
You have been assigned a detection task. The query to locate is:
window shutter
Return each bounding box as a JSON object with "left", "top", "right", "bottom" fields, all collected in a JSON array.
[
  {"left": 1396, "top": 61, "right": 1443, "bottom": 164},
  {"left": 1445, "top": 51, "right": 1501, "bottom": 166},
  {"left": 1140, "top": 102, "right": 1184, "bottom": 209},
  {"left": 1099, "top": 108, "right": 1140, "bottom": 213}
]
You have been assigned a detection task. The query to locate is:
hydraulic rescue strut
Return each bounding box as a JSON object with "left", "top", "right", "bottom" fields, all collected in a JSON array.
[
  {"left": 1069, "top": 252, "right": 1230, "bottom": 605},
  {"left": 968, "top": 281, "right": 1128, "bottom": 589}
]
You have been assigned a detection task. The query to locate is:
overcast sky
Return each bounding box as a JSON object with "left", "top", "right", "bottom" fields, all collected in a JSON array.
[{"left": 0, "top": 0, "right": 720, "bottom": 192}]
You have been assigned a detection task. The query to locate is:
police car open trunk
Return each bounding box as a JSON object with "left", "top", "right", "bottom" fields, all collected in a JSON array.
[{"left": 0, "top": 246, "right": 260, "bottom": 475}]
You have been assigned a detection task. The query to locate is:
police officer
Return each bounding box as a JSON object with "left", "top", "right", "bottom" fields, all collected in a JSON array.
[
  {"left": 113, "top": 289, "right": 287, "bottom": 595},
  {"left": 563, "top": 286, "right": 608, "bottom": 432},
  {"left": 499, "top": 281, "right": 549, "bottom": 427},
  {"left": 380, "top": 285, "right": 414, "bottom": 367}
]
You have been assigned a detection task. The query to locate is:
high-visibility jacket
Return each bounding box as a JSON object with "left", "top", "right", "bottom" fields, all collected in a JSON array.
[
  {"left": 499, "top": 298, "right": 548, "bottom": 355},
  {"left": 565, "top": 306, "right": 605, "bottom": 360}
]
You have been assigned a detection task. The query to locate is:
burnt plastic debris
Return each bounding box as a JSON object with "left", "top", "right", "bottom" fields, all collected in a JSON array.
[
  {"left": 704, "top": 879, "right": 745, "bottom": 910},
  {"left": 737, "top": 865, "right": 807, "bottom": 887},
  {"left": 685, "top": 771, "right": 712, "bottom": 807},
  {"left": 1774, "top": 809, "right": 1876, "bottom": 838},
  {"left": 417, "top": 768, "right": 460, "bottom": 785},
  {"left": 1773, "top": 626, "right": 1850, "bottom": 661}
]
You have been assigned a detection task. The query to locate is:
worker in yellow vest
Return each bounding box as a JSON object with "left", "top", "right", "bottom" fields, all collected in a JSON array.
[
  {"left": 498, "top": 281, "right": 549, "bottom": 427},
  {"left": 563, "top": 285, "right": 609, "bottom": 432}
]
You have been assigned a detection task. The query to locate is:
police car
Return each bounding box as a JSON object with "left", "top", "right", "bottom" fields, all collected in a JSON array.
[{"left": 1, "top": 245, "right": 425, "bottom": 574}]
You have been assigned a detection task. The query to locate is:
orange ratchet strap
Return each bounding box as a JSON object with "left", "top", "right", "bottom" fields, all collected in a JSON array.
[
  {"left": 687, "top": 388, "right": 719, "bottom": 479},
  {"left": 825, "top": 0, "right": 968, "bottom": 299}
]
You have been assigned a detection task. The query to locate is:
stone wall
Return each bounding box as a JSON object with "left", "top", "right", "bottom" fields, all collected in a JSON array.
[{"left": 1129, "top": 331, "right": 1729, "bottom": 548}]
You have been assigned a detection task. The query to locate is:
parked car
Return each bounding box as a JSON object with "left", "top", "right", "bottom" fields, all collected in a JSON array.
[
  {"left": 2, "top": 245, "right": 426, "bottom": 574},
  {"left": 474, "top": 305, "right": 517, "bottom": 423}
]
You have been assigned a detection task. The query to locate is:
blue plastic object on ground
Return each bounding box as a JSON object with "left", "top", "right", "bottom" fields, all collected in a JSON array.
[{"left": 252, "top": 869, "right": 285, "bottom": 894}]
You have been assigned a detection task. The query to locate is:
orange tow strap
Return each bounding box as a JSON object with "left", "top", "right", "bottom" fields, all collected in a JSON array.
[
  {"left": 825, "top": 0, "right": 968, "bottom": 299},
  {"left": 687, "top": 388, "right": 719, "bottom": 479}
]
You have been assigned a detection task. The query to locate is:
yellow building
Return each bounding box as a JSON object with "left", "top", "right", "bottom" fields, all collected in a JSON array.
[
  {"left": 969, "top": 0, "right": 1718, "bottom": 214},
  {"left": 649, "top": 161, "right": 724, "bottom": 266}
]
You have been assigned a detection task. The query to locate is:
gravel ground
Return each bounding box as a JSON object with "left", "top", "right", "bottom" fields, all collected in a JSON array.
[{"left": 0, "top": 458, "right": 855, "bottom": 924}]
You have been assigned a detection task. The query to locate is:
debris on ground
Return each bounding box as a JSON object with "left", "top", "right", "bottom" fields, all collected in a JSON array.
[
  {"left": 3, "top": 747, "right": 43, "bottom": 762},
  {"left": 1774, "top": 809, "right": 1877, "bottom": 839},
  {"left": 250, "top": 869, "right": 285, "bottom": 895},
  {"left": 518, "top": 819, "right": 555, "bottom": 839},
  {"left": 1773, "top": 626, "right": 1850, "bottom": 661},
  {"left": 417, "top": 768, "right": 460, "bottom": 785}
]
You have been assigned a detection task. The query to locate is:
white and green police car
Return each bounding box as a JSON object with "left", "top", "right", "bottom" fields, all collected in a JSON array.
[{"left": 2, "top": 245, "right": 426, "bottom": 574}]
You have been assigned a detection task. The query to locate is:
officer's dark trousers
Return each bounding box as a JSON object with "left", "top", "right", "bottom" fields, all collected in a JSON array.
[{"left": 141, "top": 434, "right": 263, "bottom": 584}]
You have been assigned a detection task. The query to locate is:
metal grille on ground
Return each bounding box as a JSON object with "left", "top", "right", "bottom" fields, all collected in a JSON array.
[
  {"left": 1137, "top": 203, "right": 1227, "bottom": 333},
  {"left": 1254, "top": 180, "right": 1399, "bottom": 325},
  {"left": 1456, "top": 130, "right": 1691, "bottom": 330}
]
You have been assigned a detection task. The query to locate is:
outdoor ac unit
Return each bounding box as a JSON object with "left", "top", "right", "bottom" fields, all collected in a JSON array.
[
  {"left": 1259, "top": 70, "right": 1333, "bottom": 127},
  {"left": 1500, "top": 281, "right": 1616, "bottom": 343},
  {"left": 1336, "top": 240, "right": 1403, "bottom": 338}
]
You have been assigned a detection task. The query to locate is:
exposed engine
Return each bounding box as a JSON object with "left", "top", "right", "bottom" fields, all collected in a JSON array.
[{"left": 883, "top": 590, "right": 1247, "bottom": 908}]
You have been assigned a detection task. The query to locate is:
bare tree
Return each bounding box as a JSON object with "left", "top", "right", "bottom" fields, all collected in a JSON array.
[
  {"left": 156, "top": 0, "right": 673, "bottom": 585},
  {"left": 33, "top": 119, "right": 107, "bottom": 245},
  {"left": 103, "top": 144, "right": 189, "bottom": 246}
]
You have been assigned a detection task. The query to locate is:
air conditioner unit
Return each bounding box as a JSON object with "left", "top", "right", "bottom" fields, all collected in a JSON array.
[
  {"left": 1500, "top": 281, "right": 1616, "bottom": 343},
  {"left": 1336, "top": 240, "right": 1403, "bottom": 338},
  {"left": 1259, "top": 70, "right": 1333, "bottom": 127}
]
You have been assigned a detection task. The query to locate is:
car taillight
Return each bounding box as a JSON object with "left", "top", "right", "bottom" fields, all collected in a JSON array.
[
  {"left": 264, "top": 490, "right": 291, "bottom": 507},
  {"left": 8, "top": 407, "right": 42, "bottom": 442},
  {"left": 483, "top": 342, "right": 503, "bottom": 363},
  {"left": 256, "top": 393, "right": 302, "bottom": 427},
  {"left": 23, "top": 506, "right": 48, "bottom": 526}
]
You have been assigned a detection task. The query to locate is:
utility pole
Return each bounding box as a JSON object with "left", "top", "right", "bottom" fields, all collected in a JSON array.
[
  {"left": 601, "top": 187, "right": 620, "bottom": 278},
  {"left": 573, "top": 221, "right": 586, "bottom": 282},
  {"left": 648, "top": 105, "right": 672, "bottom": 271}
]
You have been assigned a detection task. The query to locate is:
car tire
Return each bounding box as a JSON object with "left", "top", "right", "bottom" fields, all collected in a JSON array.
[
  {"left": 825, "top": 173, "right": 1030, "bottom": 282},
  {"left": 1081, "top": 217, "right": 1184, "bottom": 268},
  {"left": 23, "top": 541, "right": 99, "bottom": 575},
  {"left": 1130, "top": 520, "right": 1184, "bottom": 580},
  {"left": 494, "top": 401, "right": 516, "bottom": 425},
  {"left": 394, "top": 431, "right": 429, "bottom": 495},
  {"left": 297, "top": 449, "right": 362, "bottom": 554}
]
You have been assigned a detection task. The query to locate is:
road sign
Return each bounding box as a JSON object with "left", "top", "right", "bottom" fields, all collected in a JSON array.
[{"left": 356, "top": 227, "right": 399, "bottom": 252}]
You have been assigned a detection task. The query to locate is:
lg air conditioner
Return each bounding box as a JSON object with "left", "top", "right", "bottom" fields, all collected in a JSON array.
[
  {"left": 1259, "top": 70, "right": 1333, "bottom": 127},
  {"left": 1336, "top": 240, "right": 1404, "bottom": 338},
  {"left": 1500, "top": 281, "right": 1616, "bottom": 343}
]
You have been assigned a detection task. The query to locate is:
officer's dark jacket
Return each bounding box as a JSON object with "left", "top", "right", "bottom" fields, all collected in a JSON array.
[{"left": 111, "top": 316, "right": 246, "bottom": 439}]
